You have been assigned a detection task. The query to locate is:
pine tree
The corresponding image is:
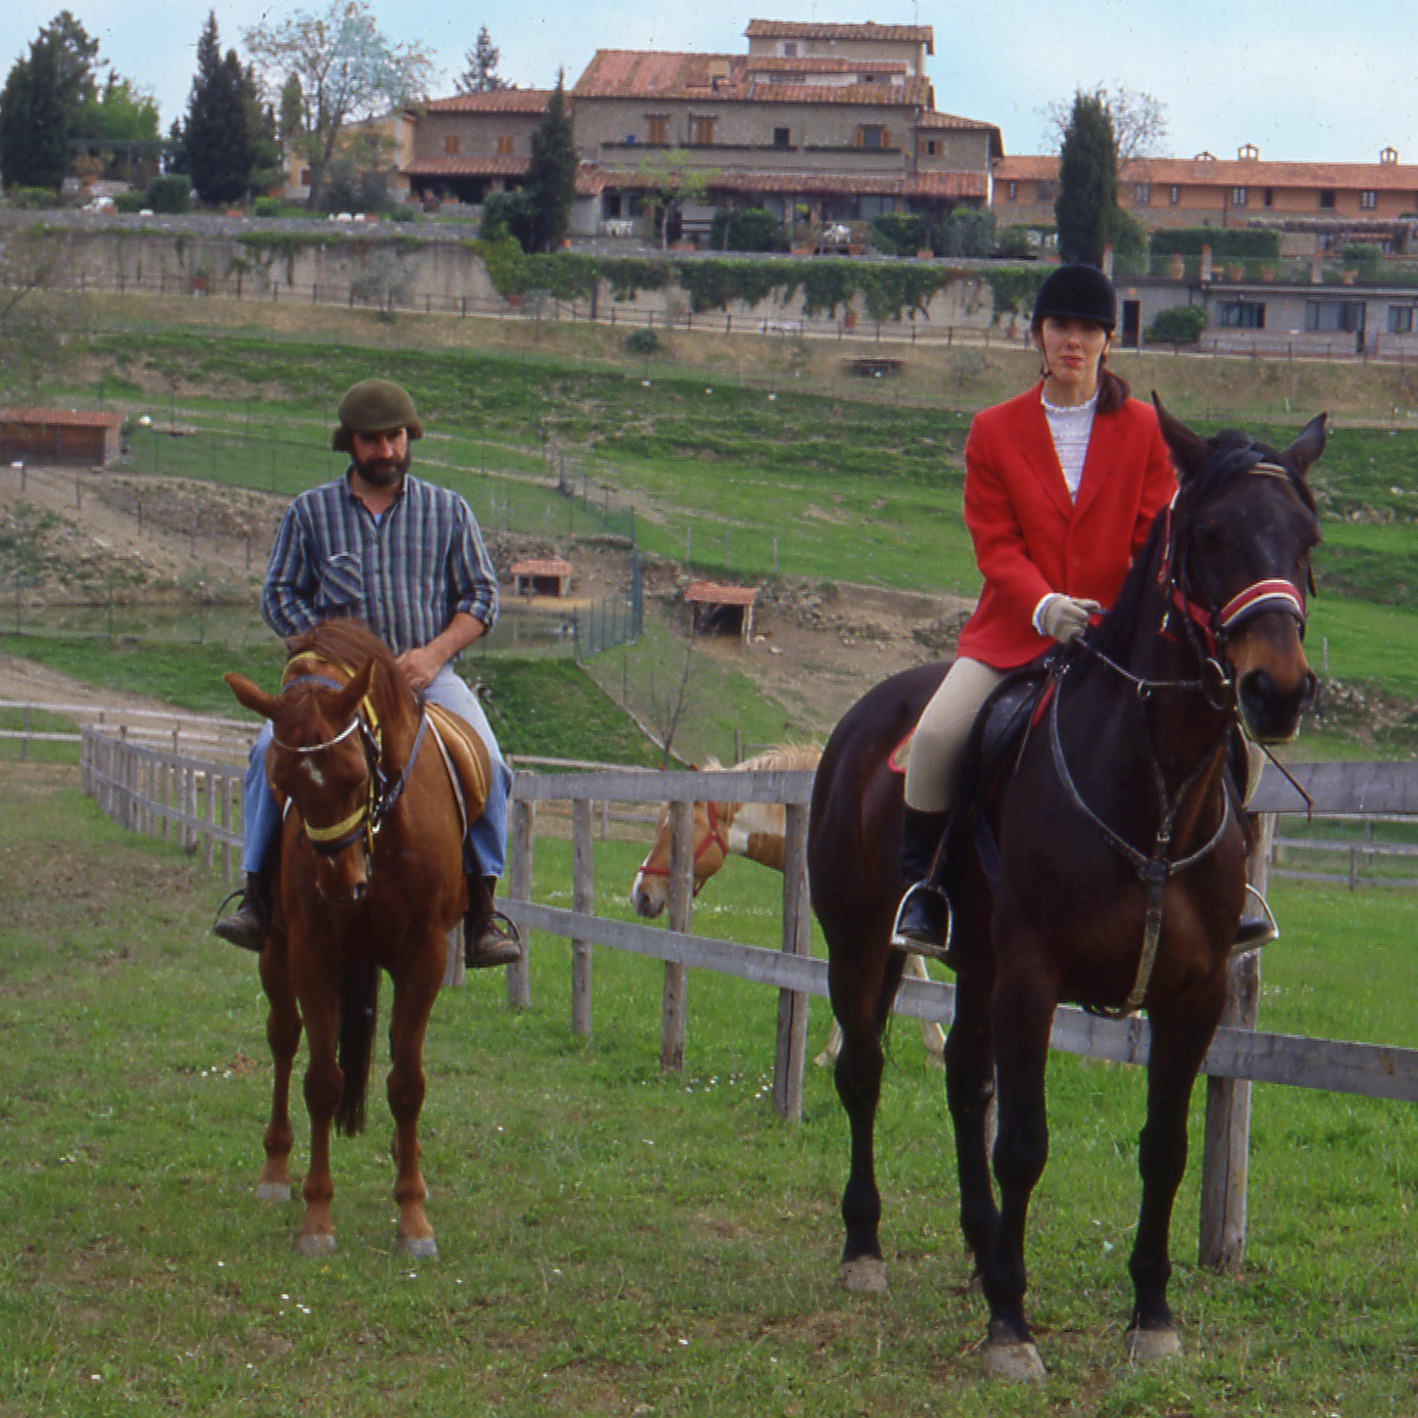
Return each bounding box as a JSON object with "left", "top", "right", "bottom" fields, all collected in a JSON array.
[
  {"left": 522, "top": 74, "right": 577, "bottom": 253},
  {"left": 457, "top": 26, "right": 508, "bottom": 94},
  {"left": 181, "top": 13, "right": 255, "bottom": 206},
  {"left": 1054, "top": 91, "right": 1118, "bottom": 266}
]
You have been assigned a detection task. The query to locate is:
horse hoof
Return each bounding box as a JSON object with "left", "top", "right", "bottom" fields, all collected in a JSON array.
[
  {"left": 295, "top": 1231, "right": 336, "bottom": 1257},
  {"left": 981, "top": 1340, "right": 1047, "bottom": 1383},
  {"left": 838, "top": 1257, "right": 888, "bottom": 1294},
  {"left": 1127, "top": 1327, "right": 1182, "bottom": 1363},
  {"left": 397, "top": 1235, "right": 439, "bottom": 1260},
  {"left": 255, "top": 1181, "right": 292, "bottom": 1202}
]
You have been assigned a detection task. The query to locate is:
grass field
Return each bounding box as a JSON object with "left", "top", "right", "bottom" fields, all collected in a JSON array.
[{"left": 3, "top": 767, "right": 1418, "bottom": 1416}]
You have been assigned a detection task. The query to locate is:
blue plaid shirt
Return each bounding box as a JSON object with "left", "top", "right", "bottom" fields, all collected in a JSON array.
[{"left": 261, "top": 471, "right": 499, "bottom": 655}]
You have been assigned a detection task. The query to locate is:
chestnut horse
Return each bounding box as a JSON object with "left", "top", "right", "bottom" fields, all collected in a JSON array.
[
  {"left": 629, "top": 744, "right": 945, "bottom": 1065},
  {"left": 811, "top": 405, "right": 1325, "bottom": 1378},
  {"left": 226, "top": 620, "right": 474, "bottom": 1258}
]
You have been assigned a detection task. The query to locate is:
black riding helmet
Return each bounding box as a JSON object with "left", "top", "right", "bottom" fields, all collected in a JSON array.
[{"left": 1031, "top": 263, "right": 1117, "bottom": 332}]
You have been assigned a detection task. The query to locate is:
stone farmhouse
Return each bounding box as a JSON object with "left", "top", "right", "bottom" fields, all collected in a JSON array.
[
  {"left": 995, "top": 145, "right": 1418, "bottom": 257},
  {"left": 400, "top": 19, "right": 1002, "bottom": 240}
]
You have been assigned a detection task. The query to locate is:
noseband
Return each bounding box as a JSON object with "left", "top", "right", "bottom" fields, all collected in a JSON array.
[{"left": 636, "top": 799, "right": 731, "bottom": 895}]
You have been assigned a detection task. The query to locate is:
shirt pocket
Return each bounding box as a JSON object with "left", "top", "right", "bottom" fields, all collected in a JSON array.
[{"left": 316, "top": 552, "right": 365, "bottom": 616}]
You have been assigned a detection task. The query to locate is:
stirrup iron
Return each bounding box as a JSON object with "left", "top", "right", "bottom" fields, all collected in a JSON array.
[{"left": 890, "top": 881, "right": 953, "bottom": 962}]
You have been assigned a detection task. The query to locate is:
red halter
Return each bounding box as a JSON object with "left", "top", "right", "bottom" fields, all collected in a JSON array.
[{"left": 636, "top": 800, "right": 731, "bottom": 895}]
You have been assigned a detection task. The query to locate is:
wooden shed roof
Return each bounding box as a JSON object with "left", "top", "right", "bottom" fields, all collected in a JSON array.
[
  {"left": 685, "top": 580, "right": 759, "bottom": 606},
  {"left": 511, "top": 558, "right": 575, "bottom": 576},
  {"left": 1, "top": 407, "right": 124, "bottom": 429}
]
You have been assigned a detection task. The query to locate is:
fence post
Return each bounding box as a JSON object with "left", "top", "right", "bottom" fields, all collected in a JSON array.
[
  {"left": 772, "top": 801, "right": 812, "bottom": 1121},
  {"left": 505, "top": 796, "right": 534, "bottom": 1008},
  {"left": 571, "top": 798, "right": 594, "bottom": 1038},
  {"left": 661, "top": 799, "right": 693, "bottom": 1071},
  {"left": 1198, "top": 812, "right": 1271, "bottom": 1271}
]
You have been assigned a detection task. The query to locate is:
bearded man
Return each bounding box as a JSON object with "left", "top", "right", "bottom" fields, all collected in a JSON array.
[{"left": 214, "top": 378, "right": 518, "bottom": 968}]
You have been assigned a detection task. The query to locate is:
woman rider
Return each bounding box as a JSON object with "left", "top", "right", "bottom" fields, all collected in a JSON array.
[{"left": 892, "top": 263, "right": 1178, "bottom": 952}]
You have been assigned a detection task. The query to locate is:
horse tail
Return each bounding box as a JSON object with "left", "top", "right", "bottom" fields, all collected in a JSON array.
[{"left": 334, "top": 958, "right": 380, "bottom": 1137}]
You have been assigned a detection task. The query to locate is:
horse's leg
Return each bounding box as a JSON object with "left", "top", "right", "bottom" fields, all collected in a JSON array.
[
  {"left": 831, "top": 933, "right": 904, "bottom": 1294},
  {"left": 294, "top": 970, "right": 342, "bottom": 1256},
  {"left": 386, "top": 948, "right": 443, "bottom": 1258},
  {"left": 257, "top": 937, "right": 300, "bottom": 1202},
  {"left": 1126, "top": 978, "right": 1227, "bottom": 1362},
  {"left": 944, "top": 952, "right": 998, "bottom": 1281},
  {"left": 979, "top": 953, "right": 1055, "bottom": 1382}
]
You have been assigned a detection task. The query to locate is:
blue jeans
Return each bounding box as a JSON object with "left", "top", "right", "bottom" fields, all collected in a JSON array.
[{"left": 240, "top": 664, "right": 510, "bottom": 880}]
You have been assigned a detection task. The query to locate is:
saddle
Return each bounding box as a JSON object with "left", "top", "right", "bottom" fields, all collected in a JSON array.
[{"left": 425, "top": 703, "right": 491, "bottom": 842}]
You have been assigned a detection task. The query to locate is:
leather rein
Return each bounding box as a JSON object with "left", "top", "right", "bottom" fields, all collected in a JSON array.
[
  {"left": 1053, "top": 461, "right": 1307, "bottom": 1018},
  {"left": 273, "top": 671, "right": 429, "bottom": 860},
  {"left": 636, "top": 799, "right": 731, "bottom": 895}
]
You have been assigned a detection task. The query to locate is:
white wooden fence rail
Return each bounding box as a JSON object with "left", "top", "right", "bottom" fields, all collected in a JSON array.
[{"left": 75, "top": 729, "right": 1418, "bottom": 1273}]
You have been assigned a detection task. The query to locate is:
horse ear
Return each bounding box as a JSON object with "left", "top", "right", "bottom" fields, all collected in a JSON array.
[
  {"left": 225, "top": 672, "right": 278, "bottom": 720},
  {"left": 333, "top": 659, "right": 376, "bottom": 718},
  {"left": 1283, "top": 413, "right": 1327, "bottom": 479},
  {"left": 1151, "top": 392, "right": 1209, "bottom": 482}
]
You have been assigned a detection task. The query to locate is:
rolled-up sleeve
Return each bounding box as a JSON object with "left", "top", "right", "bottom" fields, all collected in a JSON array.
[
  {"left": 447, "top": 501, "right": 499, "bottom": 632},
  {"left": 261, "top": 504, "right": 320, "bottom": 639}
]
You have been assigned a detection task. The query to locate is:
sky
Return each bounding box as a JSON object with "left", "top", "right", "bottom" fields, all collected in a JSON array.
[{"left": 4, "top": 0, "right": 1417, "bottom": 166}]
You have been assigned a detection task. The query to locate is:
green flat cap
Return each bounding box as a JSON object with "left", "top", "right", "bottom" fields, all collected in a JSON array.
[{"left": 332, "top": 379, "right": 424, "bottom": 451}]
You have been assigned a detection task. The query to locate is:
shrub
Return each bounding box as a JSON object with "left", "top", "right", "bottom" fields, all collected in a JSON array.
[
  {"left": 708, "top": 207, "right": 787, "bottom": 253},
  {"left": 991, "top": 224, "right": 1035, "bottom": 260},
  {"left": 624, "top": 328, "right": 660, "bottom": 355},
  {"left": 252, "top": 196, "right": 284, "bottom": 217},
  {"left": 1150, "top": 227, "right": 1280, "bottom": 259},
  {"left": 144, "top": 174, "right": 192, "bottom": 214},
  {"left": 113, "top": 191, "right": 147, "bottom": 214},
  {"left": 870, "top": 212, "right": 928, "bottom": 256},
  {"left": 1145, "top": 304, "right": 1208, "bottom": 345},
  {"left": 932, "top": 208, "right": 996, "bottom": 258},
  {"left": 481, "top": 190, "right": 536, "bottom": 250}
]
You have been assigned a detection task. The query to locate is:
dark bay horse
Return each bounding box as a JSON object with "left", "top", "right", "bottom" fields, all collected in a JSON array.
[
  {"left": 226, "top": 620, "right": 475, "bottom": 1258},
  {"left": 811, "top": 404, "right": 1325, "bottom": 1379}
]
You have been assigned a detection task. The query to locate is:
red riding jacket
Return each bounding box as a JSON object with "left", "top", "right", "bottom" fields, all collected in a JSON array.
[{"left": 955, "top": 384, "right": 1177, "bottom": 670}]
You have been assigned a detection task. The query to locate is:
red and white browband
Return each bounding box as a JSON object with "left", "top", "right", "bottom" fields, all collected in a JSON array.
[{"left": 1216, "top": 578, "right": 1306, "bottom": 631}]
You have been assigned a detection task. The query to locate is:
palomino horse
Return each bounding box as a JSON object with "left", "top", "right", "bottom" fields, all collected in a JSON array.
[
  {"left": 811, "top": 404, "right": 1324, "bottom": 1379},
  {"left": 225, "top": 619, "right": 479, "bottom": 1258},
  {"left": 629, "top": 744, "right": 945, "bottom": 1065}
]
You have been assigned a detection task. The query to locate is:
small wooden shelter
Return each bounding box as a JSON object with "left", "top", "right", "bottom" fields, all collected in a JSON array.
[
  {"left": 685, "top": 580, "right": 759, "bottom": 644},
  {"left": 0, "top": 407, "right": 125, "bottom": 466},
  {"left": 510, "top": 558, "right": 575, "bottom": 597}
]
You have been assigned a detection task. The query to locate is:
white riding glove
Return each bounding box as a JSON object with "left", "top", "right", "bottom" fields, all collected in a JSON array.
[{"left": 1035, "top": 593, "right": 1102, "bottom": 644}]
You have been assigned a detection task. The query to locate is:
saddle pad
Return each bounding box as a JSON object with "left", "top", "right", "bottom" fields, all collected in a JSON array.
[{"left": 426, "top": 703, "right": 491, "bottom": 826}]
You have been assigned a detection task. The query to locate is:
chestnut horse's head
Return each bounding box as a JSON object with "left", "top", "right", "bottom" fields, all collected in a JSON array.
[
  {"left": 227, "top": 658, "right": 380, "bottom": 904},
  {"left": 630, "top": 795, "right": 731, "bottom": 918},
  {"left": 1153, "top": 398, "right": 1325, "bottom": 744}
]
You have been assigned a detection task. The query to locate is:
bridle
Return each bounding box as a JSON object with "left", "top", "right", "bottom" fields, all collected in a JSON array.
[
  {"left": 636, "top": 799, "right": 731, "bottom": 896},
  {"left": 1050, "top": 455, "right": 1312, "bottom": 1017},
  {"left": 272, "top": 671, "right": 428, "bottom": 860}
]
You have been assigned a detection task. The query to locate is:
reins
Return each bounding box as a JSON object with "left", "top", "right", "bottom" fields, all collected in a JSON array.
[{"left": 636, "top": 799, "right": 731, "bottom": 894}]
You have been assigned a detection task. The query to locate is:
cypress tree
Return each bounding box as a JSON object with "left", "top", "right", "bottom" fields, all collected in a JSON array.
[
  {"left": 1054, "top": 91, "right": 1118, "bottom": 266},
  {"left": 0, "top": 37, "right": 69, "bottom": 189},
  {"left": 182, "top": 12, "right": 255, "bottom": 205},
  {"left": 522, "top": 74, "right": 577, "bottom": 253}
]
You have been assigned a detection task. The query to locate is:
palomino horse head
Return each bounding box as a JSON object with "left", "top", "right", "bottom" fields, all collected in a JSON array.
[
  {"left": 1153, "top": 398, "right": 1325, "bottom": 744},
  {"left": 630, "top": 795, "right": 731, "bottom": 918},
  {"left": 227, "top": 658, "right": 380, "bottom": 904}
]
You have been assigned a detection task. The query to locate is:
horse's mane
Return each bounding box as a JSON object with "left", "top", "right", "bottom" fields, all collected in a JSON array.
[
  {"left": 701, "top": 743, "right": 822, "bottom": 774},
  {"left": 287, "top": 618, "right": 419, "bottom": 728}
]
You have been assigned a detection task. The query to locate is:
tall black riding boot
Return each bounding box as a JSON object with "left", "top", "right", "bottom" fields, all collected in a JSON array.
[
  {"left": 213, "top": 868, "right": 272, "bottom": 953},
  {"left": 464, "top": 876, "right": 523, "bottom": 969},
  {"left": 890, "top": 806, "right": 952, "bottom": 957}
]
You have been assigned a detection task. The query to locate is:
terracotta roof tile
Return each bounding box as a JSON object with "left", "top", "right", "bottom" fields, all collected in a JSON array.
[
  {"left": 745, "top": 19, "right": 934, "bottom": 51},
  {"left": 420, "top": 89, "right": 550, "bottom": 115},
  {"left": 596, "top": 166, "right": 986, "bottom": 200},
  {"left": 402, "top": 156, "right": 530, "bottom": 178},
  {"left": 745, "top": 56, "right": 910, "bottom": 75},
  {"left": 918, "top": 109, "right": 994, "bottom": 132},
  {"left": 1, "top": 407, "right": 123, "bottom": 428},
  {"left": 997, "top": 152, "right": 1418, "bottom": 191}
]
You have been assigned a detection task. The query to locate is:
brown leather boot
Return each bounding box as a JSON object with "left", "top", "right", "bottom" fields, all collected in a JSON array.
[
  {"left": 213, "top": 870, "right": 271, "bottom": 953},
  {"left": 464, "top": 876, "right": 522, "bottom": 969}
]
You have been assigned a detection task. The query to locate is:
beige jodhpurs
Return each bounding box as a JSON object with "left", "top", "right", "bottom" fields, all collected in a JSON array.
[{"left": 903, "top": 658, "right": 1006, "bottom": 814}]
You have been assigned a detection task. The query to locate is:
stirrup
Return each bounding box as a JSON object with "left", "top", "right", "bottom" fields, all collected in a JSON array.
[
  {"left": 890, "top": 882, "right": 953, "bottom": 962},
  {"left": 465, "top": 909, "right": 523, "bottom": 968},
  {"left": 1231, "top": 884, "right": 1279, "bottom": 955}
]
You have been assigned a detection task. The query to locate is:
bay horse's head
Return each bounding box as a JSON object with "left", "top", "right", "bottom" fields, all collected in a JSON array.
[
  {"left": 227, "top": 658, "right": 381, "bottom": 904},
  {"left": 630, "top": 790, "right": 731, "bottom": 918},
  {"left": 1153, "top": 398, "right": 1325, "bottom": 743}
]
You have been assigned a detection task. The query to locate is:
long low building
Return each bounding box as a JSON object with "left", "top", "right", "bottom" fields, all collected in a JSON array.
[{"left": 1, "top": 407, "right": 124, "bottom": 465}]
